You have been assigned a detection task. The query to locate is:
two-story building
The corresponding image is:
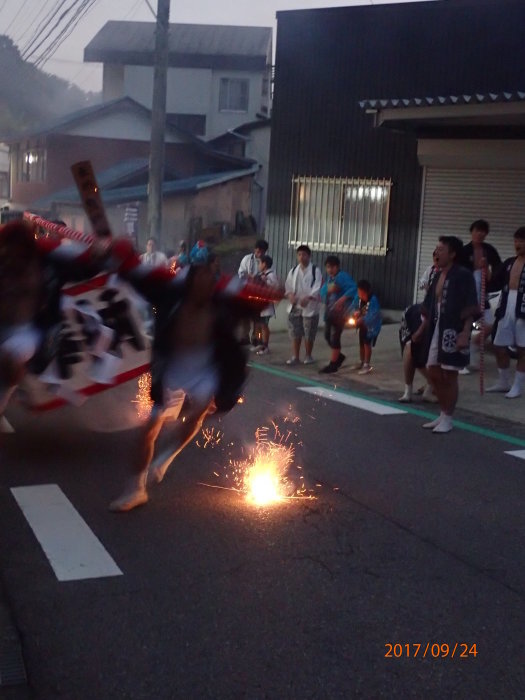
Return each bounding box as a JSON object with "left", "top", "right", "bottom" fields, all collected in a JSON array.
[
  {"left": 266, "top": 0, "right": 525, "bottom": 309},
  {"left": 6, "top": 96, "right": 259, "bottom": 250},
  {"left": 84, "top": 22, "right": 272, "bottom": 141}
]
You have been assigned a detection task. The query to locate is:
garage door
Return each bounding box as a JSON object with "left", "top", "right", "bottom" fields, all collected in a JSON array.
[{"left": 416, "top": 168, "right": 525, "bottom": 300}]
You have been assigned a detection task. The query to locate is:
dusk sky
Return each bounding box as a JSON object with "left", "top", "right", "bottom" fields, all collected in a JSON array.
[{"left": 2, "top": 0, "right": 436, "bottom": 92}]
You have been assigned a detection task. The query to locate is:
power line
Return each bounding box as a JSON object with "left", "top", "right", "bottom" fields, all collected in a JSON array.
[
  {"left": 33, "top": 0, "right": 100, "bottom": 69},
  {"left": 3, "top": 0, "right": 33, "bottom": 36},
  {"left": 21, "top": 0, "right": 78, "bottom": 60},
  {"left": 12, "top": 0, "right": 58, "bottom": 47}
]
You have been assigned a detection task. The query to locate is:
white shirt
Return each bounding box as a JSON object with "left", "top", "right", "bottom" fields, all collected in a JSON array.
[
  {"left": 238, "top": 253, "right": 258, "bottom": 279},
  {"left": 285, "top": 262, "right": 322, "bottom": 317},
  {"left": 140, "top": 251, "right": 168, "bottom": 267},
  {"left": 257, "top": 268, "right": 279, "bottom": 317}
]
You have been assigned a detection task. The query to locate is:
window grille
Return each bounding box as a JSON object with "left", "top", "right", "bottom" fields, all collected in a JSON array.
[{"left": 289, "top": 175, "right": 392, "bottom": 255}]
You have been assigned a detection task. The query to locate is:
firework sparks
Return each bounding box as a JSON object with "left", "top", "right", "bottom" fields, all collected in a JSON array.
[
  {"left": 132, "top": 372, "right": 153, "bottom": 420},
  {"left": 199, "top": 416, "right": 315, "bottom": 506}
]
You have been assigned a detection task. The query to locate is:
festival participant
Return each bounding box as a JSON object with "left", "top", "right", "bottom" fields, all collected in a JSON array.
[
  {"left": 414, "top": 236, "right": 480, "bottom": 433},
  {"left": 319, "top": 255, "right": 357, "bottom": 374},
  {"left": 485, "top": 226, "right": 525, "bottom": 398},
  {"left": 109, "top": 240, "right": 281, "bottom": 512},
  {"left": 0, "top": 219, "right": 109, "bottom": 427}
]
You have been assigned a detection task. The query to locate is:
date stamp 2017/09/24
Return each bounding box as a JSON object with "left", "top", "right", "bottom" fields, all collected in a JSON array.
[{"left": 385, "top": 643, "right": 478, "bottom": 659}]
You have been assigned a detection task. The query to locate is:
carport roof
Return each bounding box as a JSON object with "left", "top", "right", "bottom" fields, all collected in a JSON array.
[{"left": 359, "top": 91, "right": 525, "bottom": 138}]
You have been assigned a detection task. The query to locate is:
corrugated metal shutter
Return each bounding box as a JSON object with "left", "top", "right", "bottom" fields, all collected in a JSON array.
[{"left": 416, "top": 168, "right": 525, "bottom": 300}]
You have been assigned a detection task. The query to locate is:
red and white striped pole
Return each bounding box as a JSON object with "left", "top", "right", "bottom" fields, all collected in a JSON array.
[{"left": 23, "top": 211, "right": 96, "bottom": 246}]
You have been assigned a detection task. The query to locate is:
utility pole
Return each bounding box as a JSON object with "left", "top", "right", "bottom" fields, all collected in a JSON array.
[{"left": 147, "top": 0, "right": 170, "bottom": 246}]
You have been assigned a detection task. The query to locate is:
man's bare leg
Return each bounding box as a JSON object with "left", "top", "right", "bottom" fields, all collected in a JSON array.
[
  {"left": 148, "top": 400, "right": 213, "bottom": 484},
  {"left": 424, "top": 367, "right": 457, "bottom": 433},
  {"left": 109, "top": 412, "right": 165, "bottom": 512}
]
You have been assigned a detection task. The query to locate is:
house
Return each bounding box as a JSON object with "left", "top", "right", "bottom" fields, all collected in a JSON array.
[
  {"left": 208, "top": 117, "right": 270, "bottom": 232},
  {"left": 6, "top": 96, "right": 259, "bottom": 250},
  {"left": 84, "top": 22, "right": 273, "bottom": 140},
  {"left": 266, "top": 0, "right": 525, "bottom": 309}
]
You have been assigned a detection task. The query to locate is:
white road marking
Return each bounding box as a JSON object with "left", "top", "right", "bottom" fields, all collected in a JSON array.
[
  {"left": 298, "top": 386, "right": 406, "bottom": 415},
  {"left": 504, "top": 450, "right": 525, "bottom": 460},
  {"left": 11, "top": 484, "right": 122, "bottom": 582}
]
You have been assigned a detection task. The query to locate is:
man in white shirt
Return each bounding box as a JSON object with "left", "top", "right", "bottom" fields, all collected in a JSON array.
[
  {"left": 237, "top": 238, "right": 269, "bottom": 344},
  {"left": 284, "top": 244, "right": 322, "bottom": 365},
  {"left": 140, "top": 237, "right": 168, "bottom": 267}
]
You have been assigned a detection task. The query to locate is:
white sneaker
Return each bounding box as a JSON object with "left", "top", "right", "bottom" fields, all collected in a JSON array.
[
  {"left": 303, "top": 356, "right": 315, "bottom": 365},
  {"left": 357, "top": 364, "right": 372, "bottom": 375},
  {"left": 505, "top": 386, "right": 522, "bottom": 399},
  {"left": 398, "top": 393, "right": 412, "bottom": 403},
  {"left": 458, "top": 367, "right": 470, "bottom": 375},
  {"left": 486, "top": 383, "right": 511, "bottom": 393},
  {"left": 286, "top": 357, "right": 299, "bottom": 366},
  {"left": 256, "top": 346, "right": 269, "bottom": 355}
]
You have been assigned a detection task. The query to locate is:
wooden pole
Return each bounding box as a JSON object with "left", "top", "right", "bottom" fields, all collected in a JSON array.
[{"left": 147, "top": 0, "right": 170, "bottom": 248}]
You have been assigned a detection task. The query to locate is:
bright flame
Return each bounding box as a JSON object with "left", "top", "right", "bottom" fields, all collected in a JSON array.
[
  {"left": 348, "top": 317, "right": 356, "bottom": 326},
  {"left": 245, "top": 455, "right": 284, "bottom": 505}
]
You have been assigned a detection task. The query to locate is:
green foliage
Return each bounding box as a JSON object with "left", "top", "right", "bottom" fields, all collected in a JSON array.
[{"left": 0, "top": 35, "right": 100, "bottom": 138}]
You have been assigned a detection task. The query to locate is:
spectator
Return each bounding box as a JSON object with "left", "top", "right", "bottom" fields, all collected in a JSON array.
[
  {"left": 251, "top": 254, "right": 279, "bottom": 355},
  {"left": 319, "top": 255, "right": 357, "bottom": 373},
  {"left": 284, "top": 244, "right": 323, "bottom": 365},
  {"left": 140, "top": 237, "right": 168, "bottom": 267},
  {"left": 238, "top": 238, "right": 269, "bottom": 345},
  {"left": 348, "top": 279, "right": 382, "bottom": 374}
]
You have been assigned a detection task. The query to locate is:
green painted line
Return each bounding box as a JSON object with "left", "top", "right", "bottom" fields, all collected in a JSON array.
[{"left": 249, "top": 361, "right": 525, "bottom": 449}]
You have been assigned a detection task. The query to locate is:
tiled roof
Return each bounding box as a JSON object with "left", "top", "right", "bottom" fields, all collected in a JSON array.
[
  {"left": 33, "top": 164, "right": 260, "bottom": 209},
  {"left": 359, "top": 91, "right": 525, "bottom": 110}
]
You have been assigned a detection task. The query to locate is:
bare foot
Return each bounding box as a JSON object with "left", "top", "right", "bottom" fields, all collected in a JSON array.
[{"left": 109, "top": 486, "right": 148, "bottom": 512}]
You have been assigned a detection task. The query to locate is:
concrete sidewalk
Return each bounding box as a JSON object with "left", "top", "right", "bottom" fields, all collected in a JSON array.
[{"left": 250, "top": 320, "right": 524, "bottom": 429}]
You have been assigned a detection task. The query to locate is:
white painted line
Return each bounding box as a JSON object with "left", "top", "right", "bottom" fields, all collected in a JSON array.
[
  {"left": 504, "top": 450, "right": 525, "bottom": 460},
  {"left": 298, "top": 386, "right": 406, "bottom": 416},
  {"left": 11, "top": 484, "right": 122, "bottom": 582}
]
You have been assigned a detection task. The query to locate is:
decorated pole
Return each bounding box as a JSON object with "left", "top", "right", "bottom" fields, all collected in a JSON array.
[
  {"left": 23, "top": 211, "right": 96, "bottom": 245},
  {"left": 479, "top": 261, "right": 487, "bottom": 396}
]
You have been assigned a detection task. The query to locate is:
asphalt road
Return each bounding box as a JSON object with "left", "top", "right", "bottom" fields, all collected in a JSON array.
[{"left": 1, "top": 367, "right": 525, "bottom": 699}]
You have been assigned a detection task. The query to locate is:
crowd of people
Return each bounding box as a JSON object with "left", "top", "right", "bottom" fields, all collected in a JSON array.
[{"left": 1, "top": 215, "right": 524, "bottom": 510}]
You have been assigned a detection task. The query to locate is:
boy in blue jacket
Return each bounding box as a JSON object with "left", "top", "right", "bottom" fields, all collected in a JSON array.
[
  {"left": 349, "top": 280, "right": 382, "bottom": 374},
  {"left": 319, "top": 255, "right": 357, "bottom": 373}
]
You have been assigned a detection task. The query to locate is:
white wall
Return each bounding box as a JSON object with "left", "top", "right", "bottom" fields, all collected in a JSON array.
[{"left": 113, "top": 64, "right": 266, "bottom": 139}]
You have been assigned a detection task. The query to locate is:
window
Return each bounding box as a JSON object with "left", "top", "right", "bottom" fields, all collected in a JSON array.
[
  {"left": 289, "top": 175, "right": 392, "bottom": 255},
  {"left": 219, "top": 78, "right": 249, "bottom": 112},
  {"left": 16, "top": 144, "right": 46, "bottom": 183}
]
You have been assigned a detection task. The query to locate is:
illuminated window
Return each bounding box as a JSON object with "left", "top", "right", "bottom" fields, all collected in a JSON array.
[
  {"left": 219, "top": 78, "right": 249, "bottom": 112},
  {"left": 16, "top": 145, "right": 47, "bottom": 183},
  {"left": 289, "top": 176, "right": 392, "bottom": 256}
]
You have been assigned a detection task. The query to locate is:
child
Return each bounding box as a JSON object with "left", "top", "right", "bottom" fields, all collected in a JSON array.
[
  {"left": 252, "top": 254, "right": 279, "bottom": 355},
  {"left": 349, "top": 280, "right": 382, "bottom": 374},
  {"left": 319, "top": 255, "right": 357, "bottom": 373}
]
